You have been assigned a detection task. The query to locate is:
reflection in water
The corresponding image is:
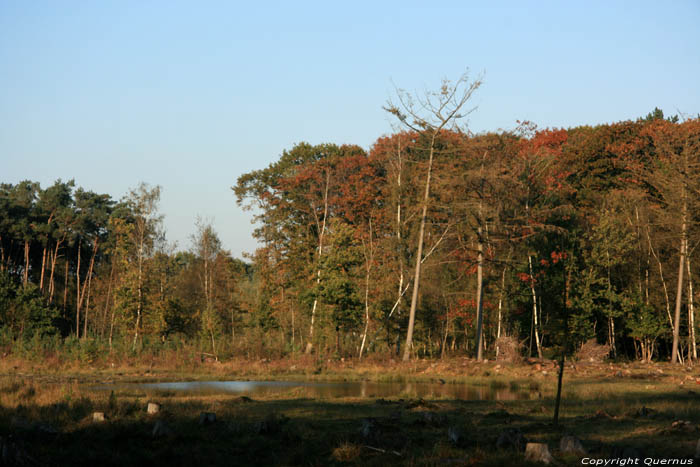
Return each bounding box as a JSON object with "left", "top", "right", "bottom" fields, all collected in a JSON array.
[{"left": 112, "top": 380, "right": 535, "bottom": 400}]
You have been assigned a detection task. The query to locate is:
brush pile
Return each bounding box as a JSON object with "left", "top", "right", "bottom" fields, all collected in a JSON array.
[
  {"left": 495, "top": 336, "right": 522, "bottom": 363},
  {"left": 576, "top": 339, "right": 610, "bottom": 363}
]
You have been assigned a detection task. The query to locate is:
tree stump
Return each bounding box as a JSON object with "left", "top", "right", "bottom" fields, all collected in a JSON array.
[
  {"left": 560, "top": 435, "right": 586, "bottom": 455},
  {"left": 525, "top": 443, "right": 554, "bottom": 464}
]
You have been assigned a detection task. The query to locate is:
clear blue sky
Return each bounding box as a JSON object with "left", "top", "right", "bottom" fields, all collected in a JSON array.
[{"left": 2, "top": 1, "right": 699, "bottom": 258}]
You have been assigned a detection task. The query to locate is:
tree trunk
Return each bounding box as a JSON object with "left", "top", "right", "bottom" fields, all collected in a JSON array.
[
  {"left": 441, "top": 296, "right": 450, "bottom": 359},
  {"left": 75, "top": 239, "right": 82, "bottom": 338},
  {"left": 102, "top": 262, "right": 114, "bottom": 338},
  {"left": 80, "top": 239, "right": 98, "bottom": 338},
  {"left": 289, "top": 293, "right": 294, "bottom": 348},
  {"left": 671, "top": 206, "right": 687, "bottom": 364},
  {"left": 475, "top": 153, "right": 487, "bottom": 361},
  {"left": 396, "top": 137, "right": 404, "bottom": 326},
  {"left": 359, "top": 218, "right": 374, "bottom": 360},
  {"left": 647, "top": 225, "right": 674, "bottom": 329},
  {"left": 38, "top": 212, "right": 56, "bottom": 292},
  {"left": 403, "top": 135, "right": 436, "bottom": 362},
  {"left": 0, "top": 234, "right": 5, "bottom": 272},
  {"left": 528, "top": 255, "right": 543, "bottom": 359},
  {"left": 306, "top": 170, "right": 330, "bottom": 354},
  {"left": 39, "top": 244, "right": 47, "bottom": 292},
  {"left": 475, "top": 225, "right": 485, "bottom": 361},
  {"left": 688, "top": 254, "right": 697, "bottom": 361},
  {"left": 23, "top": 240, "right": 30, "bottom": 287},
  {"left": 495, "top": 265, "right": 506, "bottom": 358},
  {"left": 609, "top": 317, "right": 616, "bottom": 358},
  {"left": 133, "top": 227, "right": 145, "bottom": 351},
  {"left": 49, "top": 239, "right": 62, "bottom": 303},
  {"left": 84, "top": 275, "right": 92, "bottom": 337},
  {"left": 63, "top": 257, "right": 69, "bottom": 312},
  {"left": 47, "top": 249, "right": 54, "bottom": 298},
  {"left": 605, "top": 250, "right": 617, "bottom": 358},
  {"left": 359, "top": 260, "right": 371, "bottom": 358},
  {"left": 109, "top": 285, "right": 116, "bottom": 351}
]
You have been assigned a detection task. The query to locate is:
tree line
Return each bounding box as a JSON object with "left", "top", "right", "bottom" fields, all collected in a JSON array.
[
  {"left": 0, "top": 181, "right": 252, "bottom": 360},
  {"left": 1, "top": 83, "right": 698, "bottom": 364},
  {"left": 235, "top": 88, "right": 699, "bottom": 364}
]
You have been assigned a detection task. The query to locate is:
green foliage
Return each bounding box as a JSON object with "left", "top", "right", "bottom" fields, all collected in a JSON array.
[
  {"left": 0, "top": 271, "right": 58, "bottom": 340},
  {"left": 642, "top": 107, "right": 679, "bottom": 123},
  {"left": 316, "top": 221, "right": 363, "bottom": 329},
  {"left": 568, "top": 268, "right": 602, "bottom": 343},
  {"left": 624, "top": 293, "right": 666, "bottom": 343}
]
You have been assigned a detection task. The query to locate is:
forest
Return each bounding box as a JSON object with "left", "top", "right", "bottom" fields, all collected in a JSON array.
[{"left": 1, "top": 102, "right": 699, "bottom": 367}]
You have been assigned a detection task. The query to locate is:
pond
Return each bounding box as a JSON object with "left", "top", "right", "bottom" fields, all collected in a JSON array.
[{"left": 104, "top": 379, "right": 538, "bottom": 400}]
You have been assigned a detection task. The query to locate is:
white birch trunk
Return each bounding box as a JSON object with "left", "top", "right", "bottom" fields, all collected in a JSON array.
[
  {"left": 306, "top": 170, "right": 330, "bottom": 354},
  {"left": 528, "top": 254, "right": 543, "bottom": 359}
]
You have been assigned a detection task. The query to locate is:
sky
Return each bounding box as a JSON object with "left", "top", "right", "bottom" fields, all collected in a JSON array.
[{"left": 2, "top": 1, "right": 699, "bottom": 259}]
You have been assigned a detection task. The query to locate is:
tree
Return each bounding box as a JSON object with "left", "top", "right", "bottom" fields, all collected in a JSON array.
[
  {"left": 191, "top": 218, "right": 223, "bottom": 356},
  {"left": 73, "top": 188, "right": 113, "bottom": 338},
  {"left": 624, "top": 119, "right": 700, "bottom": 362},
  {"left": 235, "top": 143, "right": 367, "bottom": 354},
  {"left": 114, "top": 183, "right": 163, "bottom": 350},
  {"left": 35, "top": 179, "right": 74, "bottom": 294},
  {"left": 315, "top": 220, "right": 363, "bottom": 356},
  {"left": 8, "top": 181, "right": 39, "bottom": 287},
  {"left": 384, "top": 71, "right": 482, "bottom": 361}
]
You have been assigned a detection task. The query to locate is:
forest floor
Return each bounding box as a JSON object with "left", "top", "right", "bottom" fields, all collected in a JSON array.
[{"left": 1, "top": 357, "right": 699, "bottom": 465}]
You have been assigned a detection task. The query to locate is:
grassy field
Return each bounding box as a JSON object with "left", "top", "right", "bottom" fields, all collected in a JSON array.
[{"left": 0, "top": 357, "right": 699, "bottom": 465}]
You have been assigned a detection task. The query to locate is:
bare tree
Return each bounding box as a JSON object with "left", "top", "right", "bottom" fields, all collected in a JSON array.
[{"left": 384, "top": 71, "right": 482, "bottom": 361}]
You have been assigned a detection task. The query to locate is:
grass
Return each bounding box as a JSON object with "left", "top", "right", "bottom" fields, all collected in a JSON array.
[{"left": 0, "top": 361, "right": 698, "bottom": 466}]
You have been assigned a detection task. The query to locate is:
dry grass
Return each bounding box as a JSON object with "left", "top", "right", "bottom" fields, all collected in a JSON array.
[
  {"left": 332, "top": 442, "right": 363, "bottom": 461},
  {"left": 0, "top": 368, "right": 699, "bottom": 465}
]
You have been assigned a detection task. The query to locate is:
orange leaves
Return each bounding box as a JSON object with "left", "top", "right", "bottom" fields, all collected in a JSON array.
[
  {"left": 332, "top": 153, "right": 383, "bottom": 227},
  {"left": 517, "top": 128, "right": 568, "bottom": 159},
  {"left": 550, "top": 250, "right": 567, "bottom": 264},
  {"left": 517, "top": 272, "right": 533, "bottom": 284},
  {"left": 445, "top": 298, "right": 496, "bottom": 327}
]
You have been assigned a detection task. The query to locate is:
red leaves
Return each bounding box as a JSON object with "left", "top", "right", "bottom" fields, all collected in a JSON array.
[
  {"left": 550, "top": 250, "right": 567, "bottom": 264},
  {"left": 447, "top": 298, "right": 496, "bottom": 327},
  {"left": 517, "top": 272, "right": 534, "bottom": 285},
  {"left": 517, "top": 128, "right": 568, "bottom": 159},
  {"left": 520, "top": 250, "right": 567, "bottom": 284}
]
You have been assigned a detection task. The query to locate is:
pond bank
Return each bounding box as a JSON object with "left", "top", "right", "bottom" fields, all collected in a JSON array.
[{"left": 1, "top": 354, "right": 695, "bottom": 387}]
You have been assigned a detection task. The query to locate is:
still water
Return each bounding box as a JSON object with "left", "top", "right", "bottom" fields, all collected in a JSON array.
[{"left": 110, "top": 380, "right": 535, "bottom": 400}]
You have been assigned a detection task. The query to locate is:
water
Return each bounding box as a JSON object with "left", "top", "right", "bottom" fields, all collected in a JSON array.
[{"left": 105, "top": 379, "right": 536, "bottom": 400}]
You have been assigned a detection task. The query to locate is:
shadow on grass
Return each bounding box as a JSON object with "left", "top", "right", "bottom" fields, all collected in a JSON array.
[{"left": 0, "top": 389, "right": 698, "bottom": 466}]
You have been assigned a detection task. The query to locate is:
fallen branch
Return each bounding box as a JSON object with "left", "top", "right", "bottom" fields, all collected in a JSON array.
[{"left": 363, "top": 445, "right": 402, "bottom": 456}]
